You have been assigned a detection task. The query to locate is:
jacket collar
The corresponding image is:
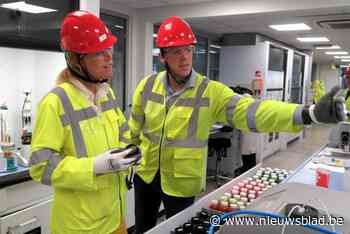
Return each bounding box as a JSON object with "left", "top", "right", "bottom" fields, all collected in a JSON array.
[
  {"left": 68, "top": 76, "right": 109, "bottom": 104},
  {"left": 160, "top": 69, "right": 197, "bottom": 92}
]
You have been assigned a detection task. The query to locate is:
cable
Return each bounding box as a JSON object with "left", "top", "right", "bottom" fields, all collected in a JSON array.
[
  {"left": 280, "top": 205, "right": 304, "bottom": 234},
  {"left": 208, "top": 210, "right": 339, "bottom": 234}
]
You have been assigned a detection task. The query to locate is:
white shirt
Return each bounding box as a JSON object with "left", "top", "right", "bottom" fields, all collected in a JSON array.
[{"left": 69, "top": 78, "right": 109, "bottom": 113}]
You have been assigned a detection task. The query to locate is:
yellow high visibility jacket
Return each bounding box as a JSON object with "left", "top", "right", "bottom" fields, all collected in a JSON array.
[
  {"left": 129, "top": 70, "right": 304, "bottom": 197},
  {"left": 30, "top": 81, "right": 129, "bottom": 234},
  {"left": 312, "top": 80, "right": 326, "bottom": 103}
]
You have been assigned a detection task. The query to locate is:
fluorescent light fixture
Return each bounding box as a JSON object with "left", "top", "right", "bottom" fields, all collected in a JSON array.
[
  {"left": 325, "top": 51, "right": 348, "bottom": 55},
  {"left": 341, "top": 59, "right": 350, "bottom": 62},
  {"left": 334, "top": 56, "right": 350, "bottom": 59},
  {"left": 315, "top": 45, "right": 341, "bottom": 50},
  {"left": 297, "top": 37, "right": 329, "bottom": 42},
  {"left": 269, "top": 23, "right": 311, "bottom": 31},
  {"left": 152, "top": 48, "right": 160, "bottom": 56},
  {"left": 340, "top": 65, "right": 350, "bottom": 68},
  {"left": 114, "top": 25, "right": 124, "bottom": 29},
  {"left": 209, "top": 44, "right": 221, "bottom": 49},
  {"left": 0, "top": 1, "right": 57, "bottom": 14}
]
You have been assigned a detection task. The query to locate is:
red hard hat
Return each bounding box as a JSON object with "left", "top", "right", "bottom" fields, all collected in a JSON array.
[
  {"left": 156, "top": 16, "right": 197, "bottom": 48},
  {"left": 60, "top": 11, "right": 117, "bottom": 54}
]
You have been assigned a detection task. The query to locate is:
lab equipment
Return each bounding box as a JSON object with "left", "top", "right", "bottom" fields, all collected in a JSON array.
[
  {"left": 21, "top": 91, "right": 32, "bottom": 145},
  {"left": 329, "top": 122, "right": 350, "bottom": 155}
]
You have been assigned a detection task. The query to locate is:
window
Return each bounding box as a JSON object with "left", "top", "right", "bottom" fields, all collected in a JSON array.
[
  {"left": 100, "top": 13, "right": 127, "bottom": 110},
  {"left": 208, "top": 44, "right": 220, "bottom": 81},
  {"left": 193, "top": 35, "right": 208, "bottom": 75},
  {"left": 268, "top": 46, "right": 287, "bottom": 72},
  {"left": 290, "top": 53, "right": 305, "bottom": 104},
  {"left": 0, "top": 0, "right": 79, "bottom": 51}
]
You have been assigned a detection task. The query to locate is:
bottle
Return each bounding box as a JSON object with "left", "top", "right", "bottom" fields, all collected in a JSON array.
[{"left": 0, "top": 103, "right": 9, "bottom": 143}]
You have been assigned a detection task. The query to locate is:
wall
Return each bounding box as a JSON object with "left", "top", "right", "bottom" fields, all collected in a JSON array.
[
  {"left": 219, "top": 43, "right": 269, "bottom": 88},
  {"left": 0, "top": 47, "right": 65, "bottom": 146},
  {"left": 318, "top": 64, "right": 341, "bottom": 92}
]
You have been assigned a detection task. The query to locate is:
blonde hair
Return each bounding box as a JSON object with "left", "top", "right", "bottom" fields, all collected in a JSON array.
[{"left": 56, "top": 68, "right": 72, "bottom": 85}]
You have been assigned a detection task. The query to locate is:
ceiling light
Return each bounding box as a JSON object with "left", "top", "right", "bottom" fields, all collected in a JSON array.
[
  {"left": 315, "top": 45, "right": 341, "bottom": 50},
  {"left": 297, "top": 37, "right": 329, "bottom": 42},
  {"left": 325, "top": 51, "right": 348, "bottom": 55},
  {"left": 210, "top": 44, "right": 221, "bottom": 49},
  {"left": 114, "top": 25, "right": 124, "bottom": 29},
  {"left": 269, "top": 23, "right": 311, "bottom": 31},
  {"left": 0, "top": 1, "right": 57, "bottom": 14},
  {"left": 334, "top": 56, "right": 350, "bottom": 59},
  {"left": 341, "top": 59, "right": 350, "bottom": 62}
]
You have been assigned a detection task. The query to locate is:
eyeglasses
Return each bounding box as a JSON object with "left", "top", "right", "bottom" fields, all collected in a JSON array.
[
  {"left": 80, "top": 47, "right": 113, "bottom": 60},
  {"left": 165, "top": 45, "right": 194, "bottom": 57}
]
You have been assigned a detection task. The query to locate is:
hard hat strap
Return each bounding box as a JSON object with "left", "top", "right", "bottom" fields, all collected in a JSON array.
[{"left": 65, "top": 52, "right": 108, "bottom": 84}]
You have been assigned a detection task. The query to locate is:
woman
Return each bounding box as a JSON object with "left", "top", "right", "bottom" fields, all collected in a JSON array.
[{"left": 29, "top": 11, "right": 135, "bottom": 234}]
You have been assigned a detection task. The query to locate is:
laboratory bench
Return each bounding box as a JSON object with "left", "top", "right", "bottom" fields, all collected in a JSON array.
[
  {"left": 0, "top": 165, "right": 31, "bottom": 189},
  {"left": 146, "top": 143, "right": 350, "bottom": 234},
  {"left": 0, "top": 165, "right": 52, "bottom": 234}
]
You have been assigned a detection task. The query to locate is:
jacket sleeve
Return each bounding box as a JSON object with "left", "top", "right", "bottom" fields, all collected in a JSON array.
[
  {"left": 128, "top": 78, "right": 149, "bottom": 145},
  {"left": 30, "top": 94, "right": 100, "bottom": 192},
  {"left": 212, "top": 83, "right": 304, "bottom": 133}
]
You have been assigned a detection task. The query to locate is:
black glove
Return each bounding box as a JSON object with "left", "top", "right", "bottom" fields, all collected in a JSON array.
[{"left": 309, "top": 86, "right": 346, "bottom": 124}]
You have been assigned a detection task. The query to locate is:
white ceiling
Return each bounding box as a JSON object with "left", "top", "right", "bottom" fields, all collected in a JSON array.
[
  {"left": 107, "top": 0, "right": 219, "bottom": 9},
  {"left": 108, "top": 0, "right": 350, "bottom": 65}
]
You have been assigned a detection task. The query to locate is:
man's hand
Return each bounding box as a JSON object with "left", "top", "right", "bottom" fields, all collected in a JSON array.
[{"left": 309, "top": 86, "right": 347, "bottom": 124}]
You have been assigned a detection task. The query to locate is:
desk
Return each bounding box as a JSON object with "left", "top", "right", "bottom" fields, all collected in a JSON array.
[
  {"left": 286, "top": 145, "right": 350, "bottom": 192},
  {"left": 146, "top": 144, "right": 350, "bottom": 233},
  {"left": 0, "top": 166, "right": 30, "bottom": 189}
]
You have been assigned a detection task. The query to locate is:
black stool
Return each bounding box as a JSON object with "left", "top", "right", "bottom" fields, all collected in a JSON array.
[{"left": 207, "top": 137, "right": 232, "bottom": 187}]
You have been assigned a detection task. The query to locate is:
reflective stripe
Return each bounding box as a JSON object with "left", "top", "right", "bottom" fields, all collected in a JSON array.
[
  {"left": 60, "top": 107, "right": 96, "bottom": 127},
  {"left": 101, "top": 92, "right": 119, "bottom": 112},
  {"left": 30, "top": 148, "right": 57, "bottom": 165},
  {"left": 141, "top": 75, "right": 210, "bottom": 148},
  {"left": 226, "top": 95, "right": 242, "bottom": 127},
  {"left": 175, "top": 98, "right": 209, "bottom": 107},
  {"left": 165, "top": 138, "right": 207, "bottom": 148},
  {"left": 247, "top": 101, "right": 262, "bottom": 132},
  {"left": 187, "top": 78, "right": 209, "bottom": 138},
  {"left": 30, "top": 149, "right": 62, "bottom": 186},
  {"left": 148, "top": 93, "right": 164, "bottom": 104},
  {"left": 166, "top": 78, "right": 210, "bottom": 147},
  {"left": 293, "top": 105, "right": 304, "bottom": 125},
  {"left": 141, "top": 75, "right": 157, "bottom": 110},
  {"left": 51, "top": 87, "right": 88, "bottom": 157},
  {"left": 119, "top": 121, "right": 131, "bottom": 143},
  {"left": 143, "top": 132, "right": 160, "bottom": 144},
  {"left": 131, "top": 112, "right": 145, "bottom": 124}
]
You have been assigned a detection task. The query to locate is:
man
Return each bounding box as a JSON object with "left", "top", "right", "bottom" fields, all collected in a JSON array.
[
  {"left": 128, "top": 16, "right": 346, "bottom": 233},
  {"left": 345, "top": 68, "right": 350, "bottom": 115},
  {"left": 29, "top": 11, "right": 138, "bottom": 234}
]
